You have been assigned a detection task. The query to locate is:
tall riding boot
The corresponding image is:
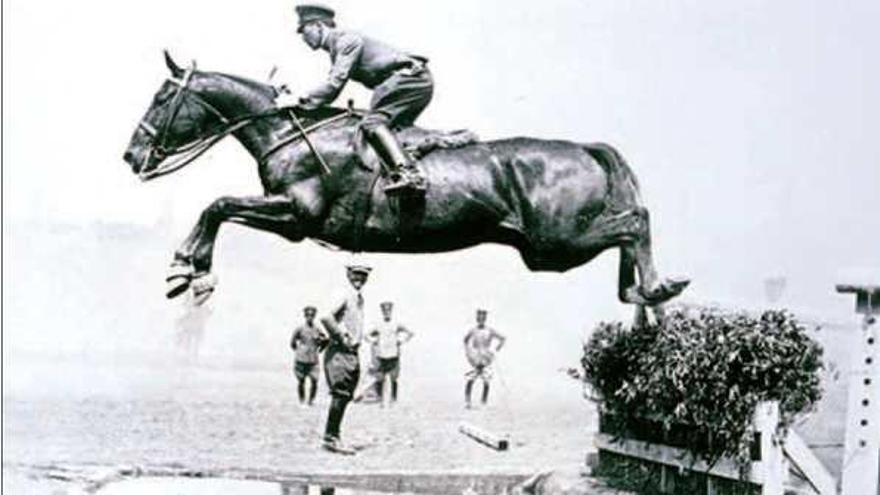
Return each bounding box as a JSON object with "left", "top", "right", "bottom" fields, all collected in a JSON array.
[{"left": 365, "top": 125, "right": 425, "bottom": 195}]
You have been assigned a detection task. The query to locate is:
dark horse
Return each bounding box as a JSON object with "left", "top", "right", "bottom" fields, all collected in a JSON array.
[{"left": 122, "top": 53, "right": 688, "bottom": 315}]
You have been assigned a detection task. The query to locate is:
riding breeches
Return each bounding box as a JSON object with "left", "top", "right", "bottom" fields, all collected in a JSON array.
[{"left": 362, "top": 65, "right": 433, "bottom": 132}]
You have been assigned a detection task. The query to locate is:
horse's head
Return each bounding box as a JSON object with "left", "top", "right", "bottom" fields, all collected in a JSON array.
[{"left": 122, "top": 51, "right": 273, "bottom": 181}]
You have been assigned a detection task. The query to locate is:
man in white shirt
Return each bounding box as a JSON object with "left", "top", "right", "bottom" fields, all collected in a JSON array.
[
  {"left": 319, "top": 265, "right": 370, "bottom": 454},
  {"left": 463, "top": 309, "right": 506, "bottom": 408},
  {"left": 366, "top": 301, "right": 414, "bottom": 405}
]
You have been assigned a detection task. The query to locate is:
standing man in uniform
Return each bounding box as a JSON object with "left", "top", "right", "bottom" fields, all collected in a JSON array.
[
  {"left": 463, "top": 309, "right": 506, "bottom": 408},
  {"left": 290, "top": 305, "right": 327, "bottom": 407},
  {"left": 320, "top": 265, "right": 371, "bottom": 455},
  {"left": 366, "top": 301, "right": 414, "bottom": 406},
  {"left": 285, "top": 4, "right": 433, "bottom": 195}
]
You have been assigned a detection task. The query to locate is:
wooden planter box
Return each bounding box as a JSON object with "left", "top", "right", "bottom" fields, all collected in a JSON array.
[
  {"left": 595, "top": 412, "right": 763, "bottom": 495},
  {"left": 591, "top": 402, "right": 836, "bottom": 495}
]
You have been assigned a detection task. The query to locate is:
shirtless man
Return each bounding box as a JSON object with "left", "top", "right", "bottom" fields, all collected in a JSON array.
[{"left": 463, "top": 309, "right": 506, "bottom": 408}]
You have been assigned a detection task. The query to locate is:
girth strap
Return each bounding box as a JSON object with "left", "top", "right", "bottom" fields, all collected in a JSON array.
[{"left": 350, "top": 165, "right": 384, "bottom": 253}]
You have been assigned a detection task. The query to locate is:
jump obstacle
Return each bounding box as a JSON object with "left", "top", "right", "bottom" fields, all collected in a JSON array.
[
  {"left": 591, "top": 284, "right": 879, "bottom": 495},
  {"left": 459, "top": 422, "right": 510, "bottom": 451}
]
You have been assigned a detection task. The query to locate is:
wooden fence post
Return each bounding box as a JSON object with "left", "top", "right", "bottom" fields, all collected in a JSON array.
[{"left": 755, "top": 401, "right": 784, "bottom": 495}]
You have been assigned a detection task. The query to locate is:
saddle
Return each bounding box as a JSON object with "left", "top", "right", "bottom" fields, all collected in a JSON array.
[
  {"left": 395, "top": 127, "right": 479, "bottom": 160},
  {"left": 267, "top": 105, "right": 478, "bottom": 170}
]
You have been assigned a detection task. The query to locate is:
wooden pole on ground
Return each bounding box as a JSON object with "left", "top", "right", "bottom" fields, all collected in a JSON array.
[{"left": 459, "top": 422, "right": 509, "bottom": 451}]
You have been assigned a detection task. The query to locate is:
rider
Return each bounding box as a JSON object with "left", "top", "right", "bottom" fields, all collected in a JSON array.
[{"left": 285, "top": 4, "right": 432, "bottom": 195}]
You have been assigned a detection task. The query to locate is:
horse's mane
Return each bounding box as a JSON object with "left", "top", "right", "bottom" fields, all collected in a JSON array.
[
  {"left": 208, "top": 72, "right": 278, "bottom": 101},
  {"left": 206, "top": 70, "right": 351, "bottom": 121}
]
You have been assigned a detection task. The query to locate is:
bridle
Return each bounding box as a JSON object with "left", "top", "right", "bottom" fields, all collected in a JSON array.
[
  {"left": 135, "top": 63, "right": 360, "bottom": 181},
  {"left": 137, "top": 63, "right": 258, "bottom": 181}
]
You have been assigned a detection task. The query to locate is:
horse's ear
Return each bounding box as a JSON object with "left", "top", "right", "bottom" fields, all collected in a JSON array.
[{"left": 164, "top": 49, "right": 184, "bottom": 78}]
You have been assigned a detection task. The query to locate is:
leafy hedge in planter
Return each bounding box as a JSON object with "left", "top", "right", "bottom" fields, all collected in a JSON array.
[{"left": 582, "top": 307, "right": 823, "bottom": 469}]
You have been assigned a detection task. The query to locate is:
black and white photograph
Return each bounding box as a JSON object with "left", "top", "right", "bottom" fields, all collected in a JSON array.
[{"left": 3, "top": 1, "right": 879, "bottom": 493}]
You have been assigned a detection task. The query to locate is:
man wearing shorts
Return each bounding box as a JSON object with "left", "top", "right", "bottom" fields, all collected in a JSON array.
[
  {"left": 320, "top": 265, "right": 370, "bottom": 454},
  {"left": 290, "top": 305, "right": 326, "bottom": 406},
  {"left": 366, "top": 301, "right": 414, "bottom": 406},
  {"left": 463, "top": 309, "right": 506, "bottom": 408}
]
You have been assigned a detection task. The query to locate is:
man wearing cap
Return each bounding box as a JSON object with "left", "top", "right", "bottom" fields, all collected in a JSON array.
[
  {"left": 290, "top": 305, "right": 327, "bottom": 407},
  {"left": 463, "top": 309, "right": 506, "bottom": 408},
  {"left": 319, "top": 264, "right": 371, "bottom": 454},
  {"left": 365, "top": 301, "right": 414, "bottom": 406},
  {"left": 288, "top": 4, "right": 433, "bottom": 195}
]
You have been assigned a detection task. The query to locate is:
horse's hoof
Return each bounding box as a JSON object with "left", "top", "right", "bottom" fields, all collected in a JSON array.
[
  {"left": 662, "top": 276, "right": 691, "bottom": 297},
  {"left": 165, "top": 263, "right": 194, "bottom": 299},
  {"left": 166, "top": 275, "right": 191, "bottom": 299},
  {"left": 640, "top": 276, "right": 691, "bottom": 305},
  {"left": 190, "top": 273, "right": 217, "bottom": 305},
  {"left": 192, "top": 287, "right": 214, "bottom": 306}
]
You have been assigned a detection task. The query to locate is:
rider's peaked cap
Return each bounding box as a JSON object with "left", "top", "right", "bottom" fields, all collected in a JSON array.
[{"left": 295, "top": 4, "right": 336, "bottom": 32}]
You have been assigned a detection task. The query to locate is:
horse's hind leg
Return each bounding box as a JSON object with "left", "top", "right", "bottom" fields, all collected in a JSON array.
[
  {"left": 570, "top": 207, "right": 686, "bottom": 309},
  {"left": 168, "top": 195, "right": 302, "bottom": 302},
  {"left": 619, "top": 208, "right": 689, "bottom": 308}
]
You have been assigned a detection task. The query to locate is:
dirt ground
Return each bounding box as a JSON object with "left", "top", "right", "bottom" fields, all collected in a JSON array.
[
  {"left": 2, "top": 315, "right": 855, "bottom": 494},
  {"left": 3, "top": 355, "right": 594, "bottom": 494}
]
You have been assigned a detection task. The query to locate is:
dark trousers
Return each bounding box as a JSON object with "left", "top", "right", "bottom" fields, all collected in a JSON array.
[
  {"left": 362, "top": 66, "right": 434, "bottom": 131},
  {"left": 323, "top": 344, "right": 360, "bottom": 440}
]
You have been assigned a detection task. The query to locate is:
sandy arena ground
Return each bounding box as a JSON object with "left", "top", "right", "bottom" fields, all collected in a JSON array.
[{"left": 3, "top": 354, "right": 595, "bottom": 494}]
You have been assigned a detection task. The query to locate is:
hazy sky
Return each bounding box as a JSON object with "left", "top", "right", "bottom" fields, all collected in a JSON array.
[{"left": 4, "top": 0, "right": 879, "bottom": 363}]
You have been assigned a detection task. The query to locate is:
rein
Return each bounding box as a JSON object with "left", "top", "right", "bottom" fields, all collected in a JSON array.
[
  {"left": 138, "top": 65, "right": 281, "bottom": 181},
  {"left": 138, "top": 65, "right": 358, "bottom": 181},
  {"left": 258, "top": 109, "right": 362, "bottom": 164}
]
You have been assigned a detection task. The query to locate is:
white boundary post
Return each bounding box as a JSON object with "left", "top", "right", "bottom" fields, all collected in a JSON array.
[{"left": 837, "top": 284, "right": 880, "bottom": 495}]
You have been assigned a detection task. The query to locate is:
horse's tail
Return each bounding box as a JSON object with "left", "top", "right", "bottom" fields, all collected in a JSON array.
[{"left": 584, "top": 142, "right": 643, "bottom": 211}]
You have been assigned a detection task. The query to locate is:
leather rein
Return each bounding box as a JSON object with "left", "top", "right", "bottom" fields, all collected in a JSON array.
[{"left": 137, "top": 65, "right": 353, "bottom": 181}]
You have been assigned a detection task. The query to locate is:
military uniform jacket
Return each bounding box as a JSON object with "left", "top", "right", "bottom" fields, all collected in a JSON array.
[
  {"left": 302, "top": 30, "right": 426, "bottom": 109},
  {"left": 326, "top": 288, "right": 365, "bottom": 349},
  {"left": 291, "top": 323, "right": 323, "bottom": 364}
]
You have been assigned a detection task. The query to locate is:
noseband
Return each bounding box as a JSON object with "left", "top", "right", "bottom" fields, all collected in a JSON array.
[{"left": 137, "top": 65, "right": 255, "bottom": 181}]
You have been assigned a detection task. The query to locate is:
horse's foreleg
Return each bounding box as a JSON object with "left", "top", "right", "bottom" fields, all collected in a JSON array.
[{"left": 168, "top": 195, "right": 301, "bottom": 302}]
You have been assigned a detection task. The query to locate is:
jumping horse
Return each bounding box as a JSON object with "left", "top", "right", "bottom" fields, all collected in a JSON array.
[{"left": 122, "top": 52, "right": 689, "bottom": 319}]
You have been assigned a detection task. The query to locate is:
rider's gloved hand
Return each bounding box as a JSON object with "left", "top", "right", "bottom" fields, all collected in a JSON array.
[{"left": 274, "top": 91, "right": 299, "bottom": 108}]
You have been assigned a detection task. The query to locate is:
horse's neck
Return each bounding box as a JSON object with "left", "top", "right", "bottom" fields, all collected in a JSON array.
[
  {"left": 201, "top": 75, "right": 287, "bottom": 161},
  {"left": 200, "top": 76, "right": 366, "bottom": 186}
]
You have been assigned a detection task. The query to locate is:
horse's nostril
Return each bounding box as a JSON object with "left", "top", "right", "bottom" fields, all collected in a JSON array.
[{"left": 123, "top": 150, "right": 134, "bottom": 163}]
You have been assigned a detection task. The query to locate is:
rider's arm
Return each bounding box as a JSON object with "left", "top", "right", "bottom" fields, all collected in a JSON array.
[
  {"left": 300, "top": 33, "right": 364, "bottom": 109},
  {"left": 320, "top": 299, "right": 348, "bottom": 339}
]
